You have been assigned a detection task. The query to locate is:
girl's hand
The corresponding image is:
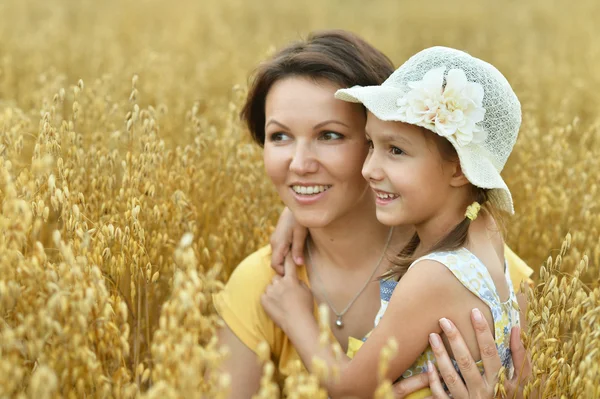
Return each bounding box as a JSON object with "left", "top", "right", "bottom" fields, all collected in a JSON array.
[
  {"left": 270, "top": 207, "right": 307, "bottom": 275},
  {"left": 261, "top": 254, "right": 314, "bottom": 335}
]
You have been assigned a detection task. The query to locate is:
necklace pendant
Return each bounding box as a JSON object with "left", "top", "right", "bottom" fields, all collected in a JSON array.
[{"left": 335, "top": 316, "right": 344, "bottom": 328}]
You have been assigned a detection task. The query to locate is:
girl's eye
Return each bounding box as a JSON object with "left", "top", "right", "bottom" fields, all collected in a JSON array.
[
  {"left": 320, "top": 131, "right": 344, "bottom": 141},
  {"left": 269, "top": 132, "right": 291, "bottom": 142},
  {"left": 366, "top": 139, "right": 374, "bottom": 149},
  {"left": 390, "top": 146, "right": 404, "bottom": 155}
]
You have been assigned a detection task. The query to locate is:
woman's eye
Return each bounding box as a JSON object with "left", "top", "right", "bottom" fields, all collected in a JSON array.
[
  {"left": 320, "top": 131, "right": 343, "bottom": 141},
  {"left": 269, "top": 132, "right": 290, "bottom": 142},
  {"left": 390, "top": 146, "right": 404, "bottom": 155},
  {"left": 366, "top": 139, "right": 374, "bottom": 149}
]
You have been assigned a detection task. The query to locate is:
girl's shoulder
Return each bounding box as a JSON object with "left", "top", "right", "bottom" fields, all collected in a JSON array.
[
  {"left": 408, "top": 247, "right": 480, "bottom": 272},
  {"left": 395, "top": 255, "right": 469, "bottom": 297},
  {"left": 406, "top": 247, "right": 509, "bottom": 305}
]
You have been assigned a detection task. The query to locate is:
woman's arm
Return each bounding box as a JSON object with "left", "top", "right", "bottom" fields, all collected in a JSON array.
[
  {"left": 212, "top": 246, "right": 281, "bottom": 397},
  {"left": 216, "top": 325, "right": 263, "bottom": 398}
]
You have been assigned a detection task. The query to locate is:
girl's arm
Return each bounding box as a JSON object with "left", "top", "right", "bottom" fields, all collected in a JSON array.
[{"left": 263, "top": 258, "right": 465, "bottom": 398}]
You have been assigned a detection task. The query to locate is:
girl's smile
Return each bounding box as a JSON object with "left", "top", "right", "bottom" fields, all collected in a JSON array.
[{"left": 371, "top": 188, "right": 400, "bottom": 206}]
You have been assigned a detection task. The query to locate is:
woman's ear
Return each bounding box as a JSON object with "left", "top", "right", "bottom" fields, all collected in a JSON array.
[{"left": 449, "top": 161, "right": 470, "bottom": 187}]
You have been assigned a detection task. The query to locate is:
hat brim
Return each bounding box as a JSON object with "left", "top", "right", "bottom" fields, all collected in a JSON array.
[
  {"left": 335, "top": 86, "right": 406, "bottom": 121},
  {"left": 449, "top": 136, "right": 515, "bottom": 214},
  {"left": 336, "top": 86, "right": 515, "bottom": 214}
]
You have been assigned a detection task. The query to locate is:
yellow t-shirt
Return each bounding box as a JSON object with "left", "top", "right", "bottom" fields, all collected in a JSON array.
[
  {"left": 504, "top": 245, "right": 534, "bottom": 290},
  {"left": 213, "top": 245, "right": 314, "bottom": 383},
  {"left": 213, "top": 244, "right": 533, "bottom": 388}
]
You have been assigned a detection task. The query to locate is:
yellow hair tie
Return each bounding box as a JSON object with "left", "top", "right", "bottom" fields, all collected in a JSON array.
[{"left": 465, "top": 202, "right": 481, "bottom": 221}]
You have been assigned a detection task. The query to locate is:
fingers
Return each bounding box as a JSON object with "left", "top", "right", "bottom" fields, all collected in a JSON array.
[
  {"left": 283, "top": 254, "right": 298, "bottom": 280},
  {"left": 503, "top": 326, "right": 530, "bottom": 398},
  {"left": 470, "top": 308, "right": 502, "bottom": 386},
  {"left": 428, "top": 332, "right": 468, "bottom": 398},
  {"left": 264, "top": 275, "right": 282, "bottom": 295},
  {"left": 438, "top": 317, "right": 484, "bottom": 394},
  {"left": 270, "top": 208, "right": 295, "bottom": 275},
  {"left": 510, "top": 325, "right": 525, "bottom": 372},
  {"left": 510, "top": 325, "right": 531, "bottom": 384},
  {"left": 269, "top": 237, "right": 288, "bottom": 276},
  {"left": 426, "top": 361, "right": 450, "bottom": 398},
  {"left": 291, "top": 225, "right": 307, "bottom": 265},
  {"left": 391, "top": 372, "right": 429, "bottom": 398},
  {"left": 260, "top": 293, "right": 268, "bottom": 309}
]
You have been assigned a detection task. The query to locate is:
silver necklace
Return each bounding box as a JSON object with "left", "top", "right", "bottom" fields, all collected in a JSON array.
[{"left": 306, "top": 227, "right": 394, "bottom": 329}]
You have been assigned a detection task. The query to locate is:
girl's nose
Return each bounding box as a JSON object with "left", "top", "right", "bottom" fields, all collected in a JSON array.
[{"left": 362, "top": 151, "right": 384, "bottom": 182}]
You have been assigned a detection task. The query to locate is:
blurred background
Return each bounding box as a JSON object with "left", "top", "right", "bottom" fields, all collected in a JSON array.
[
  {"left": 2, "top": 0, "right": 597, "bottom": 276},
  {"left": 0, "top": 0, "right": 598, "bottom": 397}
]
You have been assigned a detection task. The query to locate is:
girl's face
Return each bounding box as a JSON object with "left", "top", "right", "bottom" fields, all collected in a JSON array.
[
  {"left": 361, "top": 112, "right": 462, "bottom": 227},
  {"left": 263, "top": 77, "right": 372, "bottom": 228}
]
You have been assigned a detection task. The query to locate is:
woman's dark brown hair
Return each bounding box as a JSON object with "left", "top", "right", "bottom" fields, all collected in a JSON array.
[{"left": 240, "top": 30, "right": 395, "bottom": 146}]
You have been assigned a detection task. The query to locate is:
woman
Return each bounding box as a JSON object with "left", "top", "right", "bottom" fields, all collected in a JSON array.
[{"left": 213, "top": 30, "right": 532, "bottom": 398}]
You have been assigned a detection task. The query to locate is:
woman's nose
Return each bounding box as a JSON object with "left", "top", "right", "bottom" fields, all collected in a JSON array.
[{"left": 289, "top": 143, "right": 318, "bottom": 175}]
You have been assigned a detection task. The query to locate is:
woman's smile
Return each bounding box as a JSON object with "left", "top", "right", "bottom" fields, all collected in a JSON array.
[{"left": 290, "top": 184, "right": 333, "bottom": 204}]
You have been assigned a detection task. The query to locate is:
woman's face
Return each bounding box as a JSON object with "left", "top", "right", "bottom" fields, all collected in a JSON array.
[
  {"left": 263, "top": 76, "right": 372, "bottom": 228},
  {"left": 361, "top": 113, "right": 458, "bottom": 227}
]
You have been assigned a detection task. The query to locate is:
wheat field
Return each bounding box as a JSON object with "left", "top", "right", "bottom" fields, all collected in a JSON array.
[{"left": 0, "top": 0, "right": 598, "bottom": 397}]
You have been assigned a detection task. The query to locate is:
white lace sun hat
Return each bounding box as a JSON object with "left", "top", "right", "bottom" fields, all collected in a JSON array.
[{"left": 335, "top": 46, "right": 521, "bottom": 214}]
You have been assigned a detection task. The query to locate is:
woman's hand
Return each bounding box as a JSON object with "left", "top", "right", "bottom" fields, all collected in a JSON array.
[
  {"left": 426, "top": 309, "right": 531, "bottom": 398},
  {"left": 261, "top": 254, "right": 314, "bottom": 335},
  {"left": 390, "top": 372, "right": 430, "bottom": 398},
  {"left": 270, "top": 207, "right": 307, "bottom": 275},
  {"left": 502, "top": 325, "right": 532, "bottom": 399}
]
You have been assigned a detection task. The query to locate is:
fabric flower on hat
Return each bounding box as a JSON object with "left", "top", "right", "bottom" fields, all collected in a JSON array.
[{"left": 396, "top": 66, "right": 487, "bottom": 146}]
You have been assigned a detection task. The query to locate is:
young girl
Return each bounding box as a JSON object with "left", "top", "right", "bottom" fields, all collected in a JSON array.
[{"left": 261, "top": 46, "right": 522, "bottom": 398}]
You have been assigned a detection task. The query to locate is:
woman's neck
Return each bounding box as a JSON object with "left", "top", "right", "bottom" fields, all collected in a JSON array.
[{"left": 307, "top": 199, "right": 392, "bottom": 272}]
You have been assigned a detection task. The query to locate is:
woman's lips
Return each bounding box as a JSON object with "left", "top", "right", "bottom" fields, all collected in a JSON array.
[{"left": 289, "top": 184, "right": 332, "bottom": 205}]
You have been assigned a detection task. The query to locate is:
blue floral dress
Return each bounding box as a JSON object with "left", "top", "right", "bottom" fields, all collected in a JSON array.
[{"left": 373, "top": 247, "right": 521, "bottom": 380}]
